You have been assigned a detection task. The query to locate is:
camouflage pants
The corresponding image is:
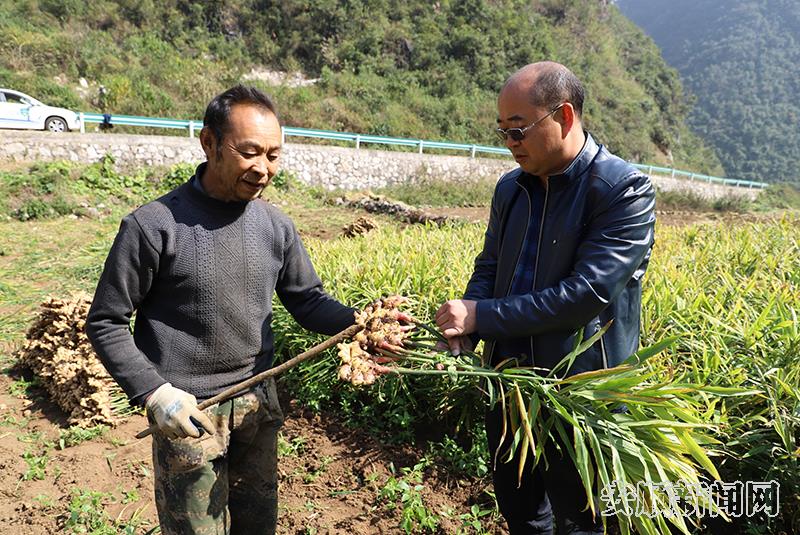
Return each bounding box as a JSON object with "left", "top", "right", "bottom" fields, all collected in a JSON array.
[{"left": 150, "top": 378, "right": 284, "bottom": 535}]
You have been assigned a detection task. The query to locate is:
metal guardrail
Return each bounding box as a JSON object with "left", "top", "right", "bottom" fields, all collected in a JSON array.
[
  {"left": 78, "top": 112, "right": 769, "bottom": 189},
  {"left": 630, "top": 164, "right": 768, "bottom": 189}
]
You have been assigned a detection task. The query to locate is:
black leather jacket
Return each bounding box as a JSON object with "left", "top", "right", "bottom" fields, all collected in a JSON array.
[{"left": 464, "top": 133, "right": 656, "bottom": 375}]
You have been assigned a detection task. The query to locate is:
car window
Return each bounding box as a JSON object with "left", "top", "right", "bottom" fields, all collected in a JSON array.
[{"left": 4, "top": 93, "right": 28, "bottom": 105}]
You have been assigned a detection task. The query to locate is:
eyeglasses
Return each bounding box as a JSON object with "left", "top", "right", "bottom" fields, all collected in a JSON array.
[{"left": 495, "top": 104, "right": 565, "bottom": 142}]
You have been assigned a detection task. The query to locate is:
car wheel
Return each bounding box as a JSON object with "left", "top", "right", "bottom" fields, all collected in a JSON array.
[{"left": 45, "top": 116, "right": 68, "bottom": 133}]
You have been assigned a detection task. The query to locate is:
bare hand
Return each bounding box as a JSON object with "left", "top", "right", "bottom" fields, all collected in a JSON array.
[
  {"left": 434, "top": 335, "right": 475, "bottom": 356},
  {"left": 435, "top": 300, "right": 477, "bottom": 339}
]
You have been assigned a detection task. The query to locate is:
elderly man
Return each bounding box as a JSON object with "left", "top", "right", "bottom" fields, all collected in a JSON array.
[
  {"left": 436, "top": 62, "right": 656, "bottom": 534},
  {"left": 86, "top": 85, "right": 355, "bottom": 534}
]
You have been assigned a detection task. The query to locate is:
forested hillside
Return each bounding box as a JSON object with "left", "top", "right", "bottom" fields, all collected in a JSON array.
[
  {"left": 0, "top": 0, "right": 722, "bottom": 173},
  {"left": 617, "top": 0, "right": 800, "bottom": 183}
]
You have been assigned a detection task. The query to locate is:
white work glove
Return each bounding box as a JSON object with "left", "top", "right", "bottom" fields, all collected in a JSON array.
[{"left": 145, "top": 383, "right": 215, "bottom": 439}]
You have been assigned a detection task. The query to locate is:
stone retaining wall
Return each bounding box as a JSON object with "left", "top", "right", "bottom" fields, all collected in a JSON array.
[{"left": 0, "top": 131, "right": 757, "bottom": 200}]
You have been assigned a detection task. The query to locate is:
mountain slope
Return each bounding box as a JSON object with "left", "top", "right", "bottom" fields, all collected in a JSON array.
[
  {"left": 0, "top": 0, "right": 720, "bottom": 173},
  {"left": 617, "top": 0, "right": 800, "bottom": 183}
]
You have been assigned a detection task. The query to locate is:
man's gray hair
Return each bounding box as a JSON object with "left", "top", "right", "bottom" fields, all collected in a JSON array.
[{"left": 527, "top": 66, "right": 585, "bottom": 118}]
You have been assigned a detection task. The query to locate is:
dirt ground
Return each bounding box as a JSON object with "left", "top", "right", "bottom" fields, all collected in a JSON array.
[
  {"left": 0, "top": 187, "right": 776, "bottom": 534},
  {"left": 0, "top": 369, "right": 505, "bottom": 534}
]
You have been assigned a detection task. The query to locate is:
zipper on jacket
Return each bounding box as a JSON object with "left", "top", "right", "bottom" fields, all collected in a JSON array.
[
  {"left": 529, "top": 184, "right": 549, "bottom": 359},
  {"left": 489, "top": 183, "right": 532, "bottom": 363}
]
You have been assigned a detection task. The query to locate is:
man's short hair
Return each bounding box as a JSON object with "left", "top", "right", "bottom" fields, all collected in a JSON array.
[
  {"left": 203, "top": 85, "right": 279, "bottom": 151},
  {"left": 528, "top": 68, "right": 585, "bottom": 118}
]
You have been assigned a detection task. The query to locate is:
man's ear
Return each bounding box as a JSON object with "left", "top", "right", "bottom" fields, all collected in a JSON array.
[
  {"left": 199, "top": 127, "right": 216, "bottom": 160},
  {"left": 557, "top": 103, "right": 578, "bottom": 136}
]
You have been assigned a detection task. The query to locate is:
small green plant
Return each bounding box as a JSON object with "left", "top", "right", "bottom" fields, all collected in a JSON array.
[
  {"left": 106, "top": 435, "right": 128, "bottom": 447},
  {"left": 21, "top": 450, "right": 49, "bottom": 481},
  {"left": 18, "top": 430, "right": 48, "bottom": 445},
  {"left": 271, "top": 169, "right": 296, "bottom": 192},
  {"left": 14, "top": 198, "right": 74, "bottom": 221},
  {"left": 64, "top": 488, "right": 114, "bottom": 534},
  {"left": 453, "top": 504, "right": 495, "bottom": 535},
  {"left": 34, "top": 493, "right": 55, "bottom": 508},
  {"left": 302, "top": 455, "right": 333, "bottom": 483},
  {"left": 427, "top": 435, "right": 488, "bottom": 478},
  {"left": 160, "top": 162, "right": 195, "bottom": 190},
  {"left": 1, "top": 413, "right": 23, "bottom": 427},
  {"left": 377, "top": 459, "right": 439, "bottom": 534},
  {"left": 58, "top": 425, "right": 109, "bottom": 449},
  {"left": 8, "top": 375, "right": 39, "bottom": 397},
  {"left": 1, "top": 161, "right": 78, "bottom": 220},
  {"left": 120, "top": 488, "right": 140, "bottom": 504},
  {"left": 277, "top": 433, "right": 307, "bottom": 457},
  {"left": 63, "top": 487, "right": 153, "bottom": 534}
]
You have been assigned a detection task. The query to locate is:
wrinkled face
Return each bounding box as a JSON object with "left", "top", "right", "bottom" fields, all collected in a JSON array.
[
  {"left": 497, "top": 84, "right": 566, "bottom": 178},
  {"left": 200, "top": 104, "right": 282, "bottom": 202}
]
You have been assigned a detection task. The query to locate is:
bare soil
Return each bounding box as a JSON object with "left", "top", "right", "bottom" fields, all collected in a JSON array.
[{"left": 0, "top": 370, "right": 505, "bottom": 534}]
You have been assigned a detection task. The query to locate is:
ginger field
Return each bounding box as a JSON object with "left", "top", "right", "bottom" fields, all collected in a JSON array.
[{"left": 0, "top": 161, "right": 797, "bottom": 534}]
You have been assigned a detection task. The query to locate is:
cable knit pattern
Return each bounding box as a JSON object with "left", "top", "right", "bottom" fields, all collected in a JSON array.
[{"left": 86, "top": 164, "right": 356, "bottom": 405}]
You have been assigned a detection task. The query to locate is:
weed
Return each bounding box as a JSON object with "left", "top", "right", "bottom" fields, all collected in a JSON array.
[
  {"left": 754, "top": 182, "right": 800, "bottom": 211},
  {"left": 271, "top": 169, "right": 297, "bottom": 192},
  {"left": 160, "top": 162, "right": 195, "bottom": 190},
  {"left": 18, "top": 430, "right": 48, "bottom": 445},
  {"left": 33, "top": 493, "right": 55, "bottom": 508},
  {"left": 712, "top": 194, "right": 750, "bottom": 212},
  {"left": 14, "top": 198, "right": 74, "bottom": 221},
  {"left": 0, "top": 413, "right": 24, "bottom": 427},
  {"left": 63, "top": 487, "right": 155, "bottom": 534},
  {"left": 58, "top": 425, "right": 109, "bottom": 449},
  {"left": 21, "top": 450, "right": 48, "bottom": 481},
  {"left": 277, "top": 433, "right": 307, "bottom": 457},
  {"left": 427, "top": 434, "right": 488, "bottom": 478},
  {"left": 64, "top": 488, "right": 114, "bottom": 534},
  {"left": 455, "top": 504, "right": 495, "bottom": 535},
  {"left": 106, "top": 435, "right": 128, "bottom": 448},
  {"left": 130, "top": 459, "right": 151, "bottom": 478},
  {"left": 8, "top": 375, "right": 39, "bottom": 397},
  {"left": 303, "top": 455, "right": 333, "bottom": 483},
  {"left": 377, "top": 459, "right": 439, "bottom": 533},
  {"left": 120, "top": 488, "right": 140, "bottom": 504}
]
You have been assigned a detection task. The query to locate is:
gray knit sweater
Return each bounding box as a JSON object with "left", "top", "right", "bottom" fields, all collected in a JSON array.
[{"left": 86, "top": 166, "right": 355, "bottom": 405}]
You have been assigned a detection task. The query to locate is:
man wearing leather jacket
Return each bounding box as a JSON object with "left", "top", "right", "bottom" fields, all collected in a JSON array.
[{"left": 435, "top": 62, "right": 656, "bottom": 534}]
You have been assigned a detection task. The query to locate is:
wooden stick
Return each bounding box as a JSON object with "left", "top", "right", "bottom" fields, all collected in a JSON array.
[{"left": 135, "top": 323, "right": 363, "bottom": 439}]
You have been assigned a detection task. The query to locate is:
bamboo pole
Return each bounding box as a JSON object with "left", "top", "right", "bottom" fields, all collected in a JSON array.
[{"left": 135, "top": 323, "right": 363, "bottom": 439}]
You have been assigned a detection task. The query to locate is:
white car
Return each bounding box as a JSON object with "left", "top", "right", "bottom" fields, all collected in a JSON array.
[{"left": 0, "top": 88, "right": 81, "bottom": 132}]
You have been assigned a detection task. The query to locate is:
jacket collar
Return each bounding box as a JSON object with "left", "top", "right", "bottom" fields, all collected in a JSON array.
[{"left": 516, "top": 131, "right": 601, "bottom": 190}]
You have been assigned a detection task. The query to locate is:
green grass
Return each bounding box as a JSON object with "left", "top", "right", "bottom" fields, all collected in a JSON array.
[
  {"left": 373, "top": 177, "right": 496, "bottom": 208},
  {"left": 655, "top": 183, "right": 800, "bottom": 213}
]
